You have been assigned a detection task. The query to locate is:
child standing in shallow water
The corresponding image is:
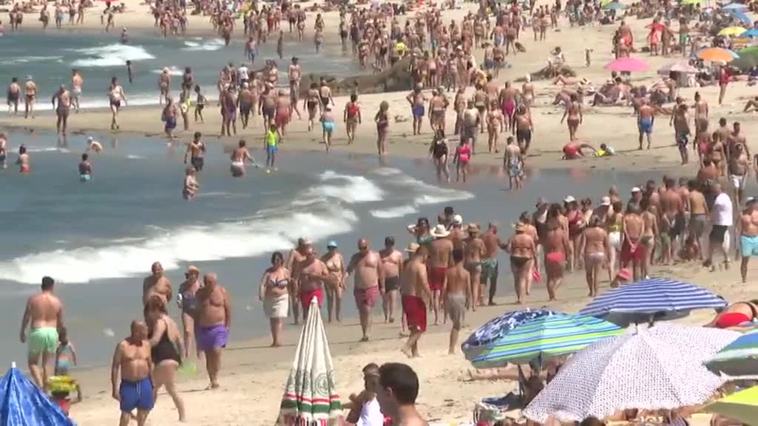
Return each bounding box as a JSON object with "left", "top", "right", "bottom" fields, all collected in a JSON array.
[
  {"left": 55, "top": 327, "right": 77, "bottom": 376},
  {"left": 454, "top": 138, "right": 472, "bottom": 183}
]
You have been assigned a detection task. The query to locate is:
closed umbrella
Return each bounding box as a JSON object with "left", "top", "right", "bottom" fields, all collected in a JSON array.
[
  {"left": 579, "top": 277, "right": 727, "bottom": 325},
  {"left": 278, "top": 298, "right": 342, "bottom": 425},
  {"left": 523, "top": 324, "right": 733, "bottom": 423},
  {"left": 462, "top": 309, "right": 622, "bottom": 368},
  {"left": 0, "top": 363, "right": 74, "bottom": 425},
  {"left": 719, "top": 26, "right": 747, "bottom": 37},
  {"left": 697, "top": 47, "right": 740, "bottom": 62},
  {"left": 706, "top": 328, "right": 758, "bottom": 377},
  {"left": 604, "top": 57, "right": 650, "bottom": 72},
  {"left": 703, "top": 385, "right": 758, "bottom": 425}
]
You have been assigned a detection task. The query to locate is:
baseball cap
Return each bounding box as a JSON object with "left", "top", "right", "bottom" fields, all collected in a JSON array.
[{"left": 631, "top": 187, "right": 641, "bottom": 193}]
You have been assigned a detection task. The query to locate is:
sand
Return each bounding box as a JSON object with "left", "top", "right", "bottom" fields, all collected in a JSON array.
[{"left": 4, "top": 1, "right": 758, "bottom": 425}]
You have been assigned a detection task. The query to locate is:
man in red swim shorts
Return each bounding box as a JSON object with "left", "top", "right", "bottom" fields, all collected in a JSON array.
[
  {"left": 620, "top": 204, "right": 645, "bottom": 281},
  {"left": 400, "top": 243, "right": 432, "bottom": 358},
  {"left": 427, "top": 224, "right": 454, "bottom": 325}
]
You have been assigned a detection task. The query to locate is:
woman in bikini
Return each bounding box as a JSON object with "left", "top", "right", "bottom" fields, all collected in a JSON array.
[
  {"left": 579, "top": 216, "right": 609, "bottom": 297},
  {"left": 560, "top": 93, "right": 582, "bottom": 141},
  {"left": 707, "top": 300, "right": 758, "bottom": 329},
  {"left": 321, "top": 242, "right": 345, "bottom": 323},
  {"left": 374, "top": 101, "right": 390, "bottom": 156},
  {"left": 303, "top": 83, "right": 321, "bottom": 131},
  {"left": 259, "top": 252, "right": 290, "bottom": 347},
  {"left": 506, "top": 223, "right": 536, "bottom": 304}
]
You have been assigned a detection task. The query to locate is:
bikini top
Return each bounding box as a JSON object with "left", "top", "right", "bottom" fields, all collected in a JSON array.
[{"left": 268, "top": 276, "right": 289, "bottom": 289}]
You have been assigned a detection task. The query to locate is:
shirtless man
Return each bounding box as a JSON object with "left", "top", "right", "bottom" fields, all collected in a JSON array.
[
  {"left": 464, "top": 224, "right": 486, "bottom": 308},
  {"left": 543, "top": 217, "right": 570, "bottom": 301},
  {"left": 347, "top": 239, "right": 384, "bottom": 342},
  {"left": 286, "top": 239, "right": 309, "bottom": 324},
  {"left": 687, "top": 180, "right": 708, "bottom": 260},
  {"left": 19, "top": 276, "right": 63, "bottom": 388},
  {"left": 51, "top": 85, "right": 71, "bottom": 135},
  {"left": 514, "top": 105, "right": 533, "bottom": 155},
  {"left": 428, "top": 89, "right": 448, "bottom": 133},
  {"left": 729, "top": 142, "right": 749, "bottom": 205},
  {"left": 229, "top": 139, "right": 256, "bottom": 178},
  {"left": 142, "top": 262, "right": 172, "bottom": 305},
  {"left": 71, "top": 70, "right": 83, "bottom": 113},
  {"left": 111, "top": 321, "right": 153, "bottom": 426},
  {"left": 671, "top": 101, "right": 690, "bottom": 164},
  {"left": 659, "top": 177, "right": 685, "bottom": 264},
  {"left": 237, "top": 83, "right": 255, "bottom": 129},
  {"left": 274, "top": 89, "right": 292, "bottom": 134},
  {"left": 24, "top": 76, "right": 37, "bottom": 119},
  {"left": 7, "top": 77, "right": 20, "bottom": 115},
  {"left": 738, "top": 199, "right": 758, "bottom": 283},
  {"left": 443, "top": 248, "right": 471, "bottom": 354},
  {"left": 380, "top": 237, "right": 403, "bottom": 324},
  {"left": 481, "top": 224, "right": 508, "bottom": 306},
  {"left": 183, "top": 131, "right": 206, "bottom": 172},
  {"left": 318, "top": 78, "right": 334, "bottom": 109},
  {"left": 427, "top": 225, "right": 454, "bottom": 325},
  {"left": 406, "top": 84, "right": 426, "bottom": 136},
  {"left": 621, "top": 204, "right": 645, "bottom": 281},
  {"left": 298, "top": 244, "right": 329, "bottom": 317},
  {"left": 693, "top": 91, "right": 709, "bottom": 139},
  {"left": 195, "top": 273, "right": 231, "bottom": 389},
  {"left": 400, "top": 244, "right": 431, "bottom": 358},
  {"left": 461, "top": 101, "right": 480, "bottom": 153},
  {"left": 637, "top": 99, "right": 655, "bottom": 150},
  {"left": 560, "top": 93, "right": 582, "bottom": 141},
  {"left": 288, "top": 57, "right": 302, "bottom": 119},
  {"left": 579, "top": 216, "right": 610, "bottom": 297},
  {"left": 506, "top": 224, "right": 536, "bottom": 304}
]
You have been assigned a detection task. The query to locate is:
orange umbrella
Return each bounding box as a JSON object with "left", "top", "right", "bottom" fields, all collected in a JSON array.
[{"left": 697, "top": 47, "right": 739, "bottom": 62}]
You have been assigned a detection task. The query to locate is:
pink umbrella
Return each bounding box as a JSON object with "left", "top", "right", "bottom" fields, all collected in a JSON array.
[{"left": 604, "top": 57, "right": 650, "bottom": 72}]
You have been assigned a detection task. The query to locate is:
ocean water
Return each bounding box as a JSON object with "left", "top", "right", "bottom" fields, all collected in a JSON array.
[
  {"left": 0, "top": 128, "right": 657, "bottom": 366},
  {"left": 0, "top": 30, "right": 361, "bottom": 111}
]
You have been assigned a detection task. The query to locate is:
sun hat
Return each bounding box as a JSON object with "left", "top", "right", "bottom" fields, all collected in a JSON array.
[
  {"left": 430, "top": 224, "right": 451, "bottom": 238},
  {"left": 452, "top": 214, "right": 463, "bottom": 225},
  {"left": 327, "top": 240, "right": 338, "bottom": 248}
]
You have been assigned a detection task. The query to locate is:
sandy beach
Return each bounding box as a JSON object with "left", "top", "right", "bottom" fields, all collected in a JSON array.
[{"left": 2, "top": 0, "right": 758, "bottom": 425}]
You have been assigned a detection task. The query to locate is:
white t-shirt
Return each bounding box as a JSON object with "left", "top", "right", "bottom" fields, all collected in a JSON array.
[
  {"left": 238, "top": 66, "right": 249, "bottom": 82},
  {"left": 357, "top": 397, "right": 384, "bottom": 426},
  {"left": 712, "top": 192, "right": 733, "bottom": 226}
]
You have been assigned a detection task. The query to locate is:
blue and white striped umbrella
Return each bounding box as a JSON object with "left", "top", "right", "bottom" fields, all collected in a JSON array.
[
  {"left": 462, "top": 309, "right": 622, "bottom": 368},
  {"left": 579, "top": 278, "right": 727, "bottom": 323}
]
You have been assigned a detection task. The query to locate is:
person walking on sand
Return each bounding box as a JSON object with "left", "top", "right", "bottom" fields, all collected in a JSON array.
[
  {"left": 464, "top": 224, "right": 486, "bottom": 308},
  {"left": 443, "top": 248, "right": 471, "bottom": 354},
  {"left": 543, "top": 208, "right": 571, "bottom": 301},
  {"left": 78, "top": 153, "right": 92, "bottom": 182},
  {"left": 378, "top": 363, "right": 428, "bottom": 425},
  {"left": 19, "top": 276, "right": 63, "bottom": 389},
  {"left": 161, "top": 97, "right": 178, "bottom": 139},
  {"left": 321, "top": 241, "right": 345, "bottom": 323},
  {"left": 347, "top": 239, "right": 384, "bottom": 342},
  {"left": 71, "top": 70, "right": 83, "bottom": 113},
  {"left": 108, "top": 77, "right": 127, "bottom": 131},
  {"left": 506, "top": 223, "right": 536, "bottom": 304},
  {"left": 380, "top": 236, "right": 403, "bottom": 324},
  {"left": 16, "top": 144, "right": 30, "bottom": 174},
  {"left": 111, "top": 320, "right": 153, "bottom": 426},
  {"left": 23, "top": 76, "right": 37, "bottom": 119},
  {"left": 560, "top": 93, "right": 582, "bottom": 141},
  {"left": 738, "top": 199, "right": 758, "bottom": 283},
  {"left": 344, "top": 93, "right": 361, "bottom": 145},
  {"left": 400, "top": 243, "right": 431, "bottom": 358},
  {"left": 297, "top": 244, "right": 329, "bottom": 317},
  {"left": 264, "top": 123, "right": 280, "bottom": 173},
  {"left": 182, "top": 166, "right": 199, "bottom": 200},
  {"left": 51, "top": 85, "right": 71, "bottom": 135},
  {"left": 143, "top": 297, "right": 185, "bottom": 422},
  {"left": 504, "top": 136, "right": 524, "bottom": 190},
  {"left": 427, "top": 224, "right": 453, "bottom": 325},
  {"left": 195, "top": 273, "right": 231, "bottom": 390},
  {"left": 177, "top": 266, "right": 201, "bottom": 360},
  {"left": 143, "top": 262, "right": 172, "bottom": 306},
  {"left": 705, "top": 182, "right": 733, "bottom": 271},
  {"left": 481, "top": 224, "right": 509, "bottom": 306},
  {"left": 579, "top": 216, "right": 610, "bottom": 297},
  {"left": 406, "top": 83, "right": 426, "bottom": 136},
  {"left": 259, "top": 252, "right": 290, "bottom": 347},
  {"left": 375, "top": 101, "right": 390, "bottom": 156},
  {"left": 321, "top": 106, "right": 336, "bottom": 151},
  {"left": 637, "top": 99, "right": 655, "bottom": 150}
]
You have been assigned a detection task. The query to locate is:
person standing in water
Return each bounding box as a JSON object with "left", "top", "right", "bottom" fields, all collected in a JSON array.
[
  {"left": 71, "top": 70, "right": 83, "bottom": 113},
  {"left": 7, "top": 77, "right": 21, "bottom": 115},
  {"left": 78, "top": 153, "right": 92, "bottom": 182},
  {"left": 259, "top": 252, "right": 290, "bottom": 347},
  {"left": 17, "top": 144, "right": 30, "bottom": 174},
  {"left": 20, "top": 276, "right": 64, "bottom": 389},
  {"left": 264, "top": 123, "right": 280, "bottom": 173},
  {"left": 182, "top": 167, "right": 199, "bottom": 200},
  {"left": 183, "top": 132, "right": 206, "bottom": 173},
  {"left": 229, "top": 139, "right": 256, "bottom": 178},
  {"left": 143, "top": 297, "right": 185, "bottom": 423},
  {"left": 108, "top": 76, "right": 127, "bottom": 131},
  {"left": 51, "top": 85, "right": 71, "bottom": 135},
  {"left": 347, "top": 239, "right": 384, "bottom": 342},
  {"left": 24, "top": 76, "right": 37, "bottom": 119},
  {"left": 0, "top": 132, "right": 7, "bottom": 169},
  {"left": 321, "top": 106, "right": 336, "bottom": 151}
]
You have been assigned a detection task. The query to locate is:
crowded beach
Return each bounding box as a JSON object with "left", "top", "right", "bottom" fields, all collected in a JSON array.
[{"left": 3, "top": 0, "right": 758, "bottom": 424}]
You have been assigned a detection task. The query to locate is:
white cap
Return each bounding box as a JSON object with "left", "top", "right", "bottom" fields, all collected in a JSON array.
[
  {"left": 600, "top": 196, "right": 611, "bottom": 206},
  {"left": 564, "top": 195, "right": 576, "bottom": 203},
  {"left": 452, "top": 214, "right": 463, "bottom": 225},
  {"left": 631, "top": 187, "right": 641, "bottom": 193}
]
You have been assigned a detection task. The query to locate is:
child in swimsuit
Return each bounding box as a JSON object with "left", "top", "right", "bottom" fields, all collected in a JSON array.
[
  {"left": 454, "top": 139, "right": 472, "bottom": 183},
  {"left": 55, "top": 327, "right": 77, "bottom": 376}
]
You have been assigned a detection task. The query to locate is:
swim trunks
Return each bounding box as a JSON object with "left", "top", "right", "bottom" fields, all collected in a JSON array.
[
  {"left": 299, "top": 287, "right": 324, "bottom": 312},
  {"left": 119, "top": 377, "right": 154, "bottom": 413},
  {"left": 638, "top": 117, "right": 653, "bottom": 134},
  {"left": 28, "top": 327, "right": 58, "bottom": 357},
  {"left": 428, "top": 266, "right": 446, "bottom": 291},
  {"left": 516, "top": 128, "right": 531, "bottom": 146},
  {"left": 354, "top": 286, "right": 380, "bottom": 308},
  {"left": 230, "top": 161, "right": 244, "bottom": 177},
  {"left": 412, "top": 105, "right": 425, "bottom": 118},
  {"left": 480, "top": 258, "right": 498, "bottom": 284},
  {"left": 620, "top": 239, "right": 645, "bottom": 265},
  {"left": 191, "top": 156, "right": 204, "bottom": 172},
  {"left": 446, "top": 293, "right": 466, "bottom": 330},
  {"left": 79, "top": 174, "right": 91, "bottom": 182},
  {"left": 164, "top": 117, "right": 176, "bottom": 130},
  {"left": 401, "top": 295, "right": 427, "bottom": 332},
  {"left": 741, "top": 235, "right": 758, "bottom": 258},
  {"left": 384, "top": 276, "right": 399, "bottom": 292},
  {"left": 195, "top": 324, "right": 228, "bottom": 352},
  {"left": 710, "top": 225, "right": 728, "bottom": 244},
  {"left": 731, "top": 174, "right": 746, "bottom": 190},
  {"left": 322, "top": 121, "right": 335, "bottom": 133}
]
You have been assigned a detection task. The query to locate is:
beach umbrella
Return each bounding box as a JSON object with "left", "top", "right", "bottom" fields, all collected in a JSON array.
[
  {"left": 658, "top": 60, "right": 699, "bottom": 74},
  {"left": 461, "top": 309, "right": 623, "bottom": 368},
  {"left": 733, "top": 45, "right": 758, "bottom": 70},
  {"left": 277, "top": 298, "right": 342, "bottom": 426},
  {"left": 721, "top": 2, "right": 748, "bottom": 10},
  {"left": 579, "top": 277, "right": 727, "bottom": 325},
  {"left": 602, "top": 2, "right": 626, "bottom": 10},
  {"left": 681, "top": 0, "right": 703, "bottom": 5},
  {"left": 523, "top": 324, "right": 730, "bottom": 423},
  {"left": 604, "top": 56, "right": 650, "bottom": 72},
  {"left": 703, "top": 385, "right": 758, "bottom": 425},
  {"left": 697, "top": 47, "right": 740, "bottom": 62},
  {"left": 719, "top": 26, "right": 747, "bottom": 37},
  {"left": 0, "top": 363, "right": 74, "bottom": 425},
  {"left": 741, "top": 28, "right": 758, "bottom": 38},
  {"left": 706, "top": 328, "right": 758, "bottom": 378},
  {"left": 726, "top": 9, "right": 752, "bottom": 25}
]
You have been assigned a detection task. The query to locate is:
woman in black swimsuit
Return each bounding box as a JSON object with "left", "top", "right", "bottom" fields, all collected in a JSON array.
[{"left": 144, "top": 296, "right": 186, "bottom": 422}]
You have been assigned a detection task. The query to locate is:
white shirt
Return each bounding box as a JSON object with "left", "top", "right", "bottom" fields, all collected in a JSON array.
[
  {"left": 712, "top": 192, "right": 733, "bottom": 226},
  {"left": 356, "top": 397, "right": 384, "bottom": 426},
  {"left": 238, "top": 66, "right": 249, "bottom": 82}
]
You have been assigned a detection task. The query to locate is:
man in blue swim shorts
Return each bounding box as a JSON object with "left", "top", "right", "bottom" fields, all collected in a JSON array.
[
  {"left": 111, "top": 320, "right": 154, "bottom": 426},
  {"left": 739, "top": 198, "right": 758, "bottom": 283},
  {"left": 637, "top": 100, "right": 655, "bottom": 150},
  {"left": 406, "top": 83, "right": 426, "bottom": 136}
]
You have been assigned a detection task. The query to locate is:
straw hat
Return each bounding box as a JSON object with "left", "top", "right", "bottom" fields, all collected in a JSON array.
[{"left": 430, "top": 224, "right": 450, "bottom": 238}]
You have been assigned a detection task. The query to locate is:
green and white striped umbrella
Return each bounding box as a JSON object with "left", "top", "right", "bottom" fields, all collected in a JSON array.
[
  {"left": 278, "top": 298, "right": 342, "bottom": 425},
  {"left": 706, "top": 328, "right": 758, "bottom": 378}
]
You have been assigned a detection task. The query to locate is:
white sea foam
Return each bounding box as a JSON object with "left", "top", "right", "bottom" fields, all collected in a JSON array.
[
  {"left": 372, "top": 167, "right": 403, "bottom": 176},
  {"left": 126, "top": 155, "right": 144, "bottom": 160},
  {"left": 181, "top": 39, "right": 225, "bottom": 51},
  {"left": 151, "top": 66, "right": 184, "bottom": 76},
  {"left": 25, "top": 147, "right": 65, "bottom": 153},
  {"left": 296, "top": 170, "right": 384, "bottom": 204},
  {"left": 370, "top": 205, "right": 418, "bottom": 219},
  {"left": 70, "top": 44, "right": 155, "bottom": 67},
  {"left": 31, "top": 92, "right": 159, "bottom": 112},
  {"left": 9, "top": 55, "right": 63, "bottom": 64},
  {"left": 397, "top": 175, "right": 474, "bottom": 206}
]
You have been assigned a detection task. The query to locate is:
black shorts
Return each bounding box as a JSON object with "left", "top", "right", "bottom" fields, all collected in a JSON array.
[
  {"left": 516, "top": 128, "right": 532, "bottom": 145},
  {"left": 709, "top": 224, "right": 728, "bottom": 244},
  {"left": 385, "top": 276, "right": 399, "bottom": 292},
  {"left": 191, "top": 156, "right": 204, "bottom": 171}
]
